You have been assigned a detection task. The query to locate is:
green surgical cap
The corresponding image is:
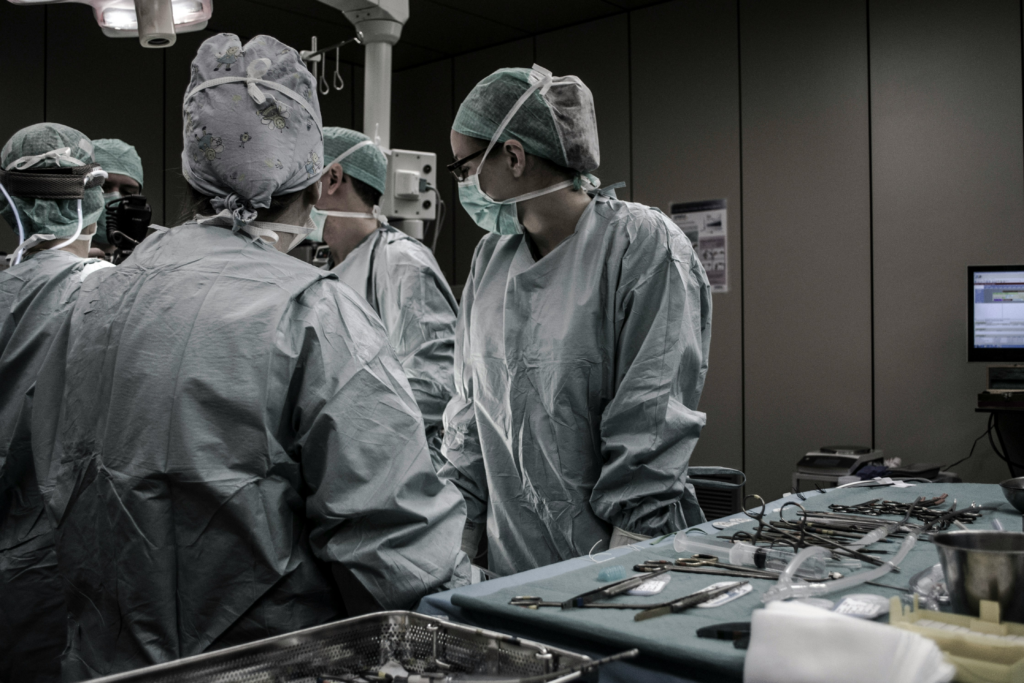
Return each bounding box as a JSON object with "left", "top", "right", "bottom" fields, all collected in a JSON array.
[
  {"left": 453, "top": 66, "right": 600, "bottom": 175},
  {"left": 94, "top": 138, "right": 144, "bottom": 187},
  {"left": 0, "top": 122, "right": 104, "bottom": 241},
  {"left": 323, "top": 127, "right": 387, "bottom": 195}
]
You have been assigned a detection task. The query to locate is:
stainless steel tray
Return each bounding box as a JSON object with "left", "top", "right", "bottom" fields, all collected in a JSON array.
[{"left": 89, "top": 611, "right": 596, "bottom": 682}]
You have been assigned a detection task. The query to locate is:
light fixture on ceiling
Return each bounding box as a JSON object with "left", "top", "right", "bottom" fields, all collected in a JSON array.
[{"left": 7, "top": 0, "right": 213, "bottom": 47}]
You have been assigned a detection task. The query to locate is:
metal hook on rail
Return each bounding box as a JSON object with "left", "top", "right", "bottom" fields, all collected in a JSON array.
[
  {"left": 319, "top": 63, "right": 330, "bottom": 95},
  {"left": 334, "top": 46, "right": 345, "bottom": 90},
  {"left": 299, "top": 35, "right": 360, "bottom": 96},
  {"left": 299, "top": 36, "right": 358, "bottom": 96}
]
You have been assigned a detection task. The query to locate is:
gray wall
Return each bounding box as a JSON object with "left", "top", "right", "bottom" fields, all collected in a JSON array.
[
  {"left": 2, "top": 0, "right": 1021, "bottom": 499},
  {"left": 871, "top": 0, "right": 1024, "bottom": 486},
  {"left": 740, "top": 0, "right": 874, "bottom": 497},
  {"left": 404, "top": 0, "right": 1024, "bottom": 498}
]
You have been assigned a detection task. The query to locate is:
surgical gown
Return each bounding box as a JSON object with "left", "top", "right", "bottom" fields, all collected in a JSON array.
[
  {"left": 0, "top": 250, "right": 111, "bottom": 683},
  {"left": 440, "top": 194, "right": 712, "bottom": 577},
  {"left": 331, "top": 225, "right": 457, "bottom": 470},
  {"left": 30, "top": 223, "right": 468, "bottom": 681}
]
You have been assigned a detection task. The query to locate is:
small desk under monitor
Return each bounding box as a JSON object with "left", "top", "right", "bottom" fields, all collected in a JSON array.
[{"left": 969, "top": 265, "right": 1024, "bottom": 475}]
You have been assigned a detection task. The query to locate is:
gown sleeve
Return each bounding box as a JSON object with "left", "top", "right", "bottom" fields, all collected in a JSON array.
[
  {"left": 289, "top": 278, "right": 468, "bottom": 611},
  {"left": 591, "top": 211, "right": 713, "bottom": 536},
  {"left": 374, "top": 242, "right": 458, "bottom": 473},
  {"left": 437, "top": 241, "right": 489, "bottom": 543}
]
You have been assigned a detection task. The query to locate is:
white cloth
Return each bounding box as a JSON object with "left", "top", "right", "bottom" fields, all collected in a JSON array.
[{"left": 743, "top": 601, "right": 955, "bottom": 683}]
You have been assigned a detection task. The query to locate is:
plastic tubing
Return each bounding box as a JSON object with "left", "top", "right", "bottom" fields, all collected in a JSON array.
[
  {"left": 844, "top": 525, "right": 890, "bottom": 551},
  {"left": 674, "top": 534, "right": 830, "bottom": 580},
  {"left": 761, "top": 528, "right": 919, "bottom": 603}
]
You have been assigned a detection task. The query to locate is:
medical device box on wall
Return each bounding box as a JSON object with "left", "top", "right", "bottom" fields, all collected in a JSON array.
[{"left": 380, "top": 149, "right": 436, "bottom": 221}]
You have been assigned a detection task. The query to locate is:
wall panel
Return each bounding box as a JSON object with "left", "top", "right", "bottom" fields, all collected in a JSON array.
[
  {"left": 46, "top": 4, "right": 166, "bottom": 223},
  {"left": 207, "top": 0, "right": 349, "bottom": 56},
  {"left": 393, "top": 60, "right": 456, "bottom": 281},
  {"left": 631, "top": 0, "right": 743, "bottom": 471},
  {"left": 0, "top": 2, "right": 45, "bottom": 253},
  {"left": 741, "top": 0, "right": 873, "bottom": 498},
  {"left": 871, "top": 0, "right": 1024, "bottom": 483},
  {"left": 318, "top": 62, "right": 356, "bottom": 133},
  {"left": 536, "top": 15, "right": 631, "bottom": 200}
]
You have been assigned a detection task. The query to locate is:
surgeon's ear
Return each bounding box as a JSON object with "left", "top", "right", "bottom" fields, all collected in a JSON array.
[
  {"left": 504, "top": 140, "right": 527, "bottom": 178},
  {"left": 325, "top": 164, "right": 344, "bottom": 195}
]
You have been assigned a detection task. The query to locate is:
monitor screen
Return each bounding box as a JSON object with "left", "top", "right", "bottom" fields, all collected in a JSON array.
[{"left": 969, "top": 266, "right": 1024, "bottom": 362}]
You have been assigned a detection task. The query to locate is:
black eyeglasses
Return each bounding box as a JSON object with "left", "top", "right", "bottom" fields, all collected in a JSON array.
[{"left": 446, "top": 148, "right": 486, "bottom": 182}]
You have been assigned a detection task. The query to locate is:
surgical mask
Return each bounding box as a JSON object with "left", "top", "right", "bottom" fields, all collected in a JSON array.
[
  {"left": 308, "top": 206, "right": 386, "bottom": 242},
  {"left": 458, "top": 176, "right": 575, "bottom": 236},
  {"left": 456, "top": 65, "right": 578, "bottom": 235},
  {"left": 196, "top": 210, "right": 314, "bottom": 252},
  {"left": 6, "top": 203, "right": 96, "bottom": 263},
  {"left": 275, "top": 218, "right": 315, "bottom": 252},
  {"left": 76, "top": 230, "right": 94, "bottom": 248},
  {"left": 242, "top": 213, "right": 315, "bottom": 252}
]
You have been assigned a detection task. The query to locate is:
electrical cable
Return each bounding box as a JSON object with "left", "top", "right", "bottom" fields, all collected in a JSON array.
[
  {"left": 423, "top": 184, "right": 445, "bottom": 254},
  {"left": 431, "top": 193, "right": 446, "bottom": 254},
  {"left": 941, "top": 413, "right": 995, "bottom": 472},
  {"left": 985, "top": 412, "right": 1024, "bottom": 476}
]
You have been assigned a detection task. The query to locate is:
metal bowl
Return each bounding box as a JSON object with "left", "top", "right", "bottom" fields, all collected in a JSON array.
[
  {"left": 1001, "top": 477, "right": 1024, "bottom": 514},
  {"left": 933, "top": 531, "right": 1024, "bottom": 621}
]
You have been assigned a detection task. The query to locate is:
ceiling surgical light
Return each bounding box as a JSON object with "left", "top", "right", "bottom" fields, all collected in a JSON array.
[{"left": 6, "top": 0, "right": 213, "bottom": 48}]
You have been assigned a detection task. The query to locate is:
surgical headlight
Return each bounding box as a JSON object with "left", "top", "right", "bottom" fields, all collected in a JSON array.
[{"left": 0, "top": 163, "right": 107, "bottom": 200}]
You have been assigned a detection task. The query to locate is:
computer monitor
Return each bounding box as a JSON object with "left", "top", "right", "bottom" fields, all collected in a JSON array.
[{"left": 969, "top": 265, "right": 1024, "bottom": 362}]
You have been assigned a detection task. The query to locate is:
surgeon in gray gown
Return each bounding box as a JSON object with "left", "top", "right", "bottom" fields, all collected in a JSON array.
[
  {"left": 310, "top": 126, "right": 458, "bottom": 471},
  {"left": 0, "top": 123, "right": 113, "bottom": 683},
  {"left": 30, "top": 34, "right": 468, "bottom": 681},
  {"left": 442, "top": 65, "right": 713, "bottom": 577}
]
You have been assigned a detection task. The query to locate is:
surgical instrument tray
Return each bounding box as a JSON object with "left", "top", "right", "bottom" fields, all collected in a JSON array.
[{"left": 85, "top": 611, "right": 605, "bottom": 683}]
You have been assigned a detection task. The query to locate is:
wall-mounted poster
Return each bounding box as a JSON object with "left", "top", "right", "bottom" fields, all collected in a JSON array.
[{"left": 669, "top": 199, "right": 728, "bottom": 293}]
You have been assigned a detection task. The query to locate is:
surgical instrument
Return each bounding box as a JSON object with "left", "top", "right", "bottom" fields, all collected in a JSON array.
[
  {"left": 696, "top": 621, "right": 752, "bottom": 649},
  {"left": 321, "top": 648, "right": 640, "bottom": 683},
  {"left": 634, "top": 562, "right": 780, "bottom": 580},
  {"left": 639, "top": 556, "right": 781, "bottom": 577},
  {"left": 634, "top": 582, "right": 749, "bottom": 622},
  {"left": 510, "top": 596, "right": 661, "bottom": 610},
  {"left": 560, "top": 568, "right": 668, "bottom": 609},
  {"left": 675, "top": 553, "right": 727, "bottom": 567}
]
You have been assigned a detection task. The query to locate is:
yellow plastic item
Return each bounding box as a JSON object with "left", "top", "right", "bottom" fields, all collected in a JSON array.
[{"left": 890, "top": 596, "right": 1024, "bottom": 683}]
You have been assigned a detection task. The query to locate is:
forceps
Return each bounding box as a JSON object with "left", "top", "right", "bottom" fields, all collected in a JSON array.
[
  {"left": 675, "top": 554, "right": 724, "bottom": 567},
  {"left": 509, "top": 596, "right": 660, "bottom": 610}
]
